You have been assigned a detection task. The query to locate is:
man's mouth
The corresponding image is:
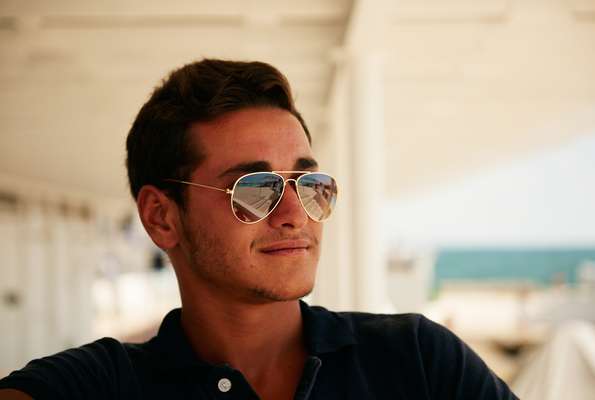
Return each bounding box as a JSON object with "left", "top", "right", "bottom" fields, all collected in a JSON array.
[{"left": 259, "top": 240, "right": 310, "bottom": 255}]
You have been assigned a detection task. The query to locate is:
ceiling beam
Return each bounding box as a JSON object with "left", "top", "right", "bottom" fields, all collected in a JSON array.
[
  {"left": 0, "top": 0, "right": 350, "bottom": 20},
  {"left": 342, "top": 0, "right": 393, "bottom": 51},
  {"left": 391, "top": 0, "right": 510, "bottom": 24}
]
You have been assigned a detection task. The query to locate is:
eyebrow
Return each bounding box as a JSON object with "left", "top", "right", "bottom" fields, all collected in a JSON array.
[
  {"left": 295, "top": 157, "right": 318, "bottom": 170},
  {"left": 218, "top": 157, "right": 319, "bottom": 178}
]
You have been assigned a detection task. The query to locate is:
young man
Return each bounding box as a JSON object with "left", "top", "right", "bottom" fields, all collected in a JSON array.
[{"left": 0, "top": 59, "right": 518, "bottom": 399}]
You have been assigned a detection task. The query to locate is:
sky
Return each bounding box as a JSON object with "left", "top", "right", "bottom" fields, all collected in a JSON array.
[{"left": 385, "top": 133, "right": 595, "bottom": 250}]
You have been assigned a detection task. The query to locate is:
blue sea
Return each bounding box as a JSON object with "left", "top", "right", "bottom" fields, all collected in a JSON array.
[{"left": 434, "top": 247, "right": 595, "bottom": 288}]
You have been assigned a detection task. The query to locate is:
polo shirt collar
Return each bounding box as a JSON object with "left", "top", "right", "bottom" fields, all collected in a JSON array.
[
  {"left": 151, "top": 300, "right": 357, "bottom": 370},
  {"left": 299, "top": 300, "right": 357, "bottom": 354},
  {"left": 152, "top": 308, "right": 211, "bottom": 371}
]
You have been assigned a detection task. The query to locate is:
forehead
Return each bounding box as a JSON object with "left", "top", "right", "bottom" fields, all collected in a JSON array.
[{"left": 190, "top": 107, "right": 314, "bottom": 174}]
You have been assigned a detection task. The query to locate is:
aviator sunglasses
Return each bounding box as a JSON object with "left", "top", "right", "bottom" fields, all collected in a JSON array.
[{"left": 165, "top": 171, "right": 338, "bottom": 224}]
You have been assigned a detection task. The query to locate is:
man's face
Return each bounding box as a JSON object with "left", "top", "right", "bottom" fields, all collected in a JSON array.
[{"left": 176, "top": 107, "right": 323, "bottom": 304}]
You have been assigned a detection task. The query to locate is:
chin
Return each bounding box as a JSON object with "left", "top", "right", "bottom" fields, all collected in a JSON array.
[{"left": 250, "top": 281, "right": 315, "bottom": 302}]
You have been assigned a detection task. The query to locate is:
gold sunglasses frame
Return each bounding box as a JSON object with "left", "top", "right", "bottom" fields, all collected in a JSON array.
[{"left": 164, "top": 171, "right": 337, "bottom": 224}]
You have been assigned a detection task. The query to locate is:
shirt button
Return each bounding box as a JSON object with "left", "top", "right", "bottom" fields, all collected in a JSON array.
[{"left": 217, "top": 378, "right": 232, "bottom": 393}]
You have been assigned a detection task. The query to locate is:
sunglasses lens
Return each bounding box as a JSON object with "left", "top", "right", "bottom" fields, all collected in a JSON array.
[
  {"left": 232, "top": 173, "right": 284, "bottom": 223},
  {"left": 297, "top": 173, "right": 337, "bottom": 222}
]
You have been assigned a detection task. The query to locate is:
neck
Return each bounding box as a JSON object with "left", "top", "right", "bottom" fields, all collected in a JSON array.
[
  {"left": 180, "top": 295, "right": 305, "bottom": 366},
  {"left": 178, "top": 288, "right": 308, "bottom": 398}
]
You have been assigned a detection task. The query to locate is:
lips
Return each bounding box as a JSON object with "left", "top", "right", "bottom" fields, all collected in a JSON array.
[{"left": 259, "top": 240, "right": 310, "bottom": 255}]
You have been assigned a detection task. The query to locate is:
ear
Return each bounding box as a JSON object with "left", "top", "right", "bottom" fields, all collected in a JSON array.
[{"left": 137, "top": 185, "right": 181, "bottom": 250}]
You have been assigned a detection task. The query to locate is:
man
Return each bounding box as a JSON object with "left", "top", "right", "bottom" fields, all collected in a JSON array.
[{"left": 0, "top": 59, "right": 518, "bottom": 399}]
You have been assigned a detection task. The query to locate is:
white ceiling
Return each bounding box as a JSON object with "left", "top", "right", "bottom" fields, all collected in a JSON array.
[
  {"left": 0, "top": 0, "right": 351, "bottom": 200},
  {"left": 384, "top": 0, "right": 595, "bottom": 195},
  {"left": 1, "top": 0, "right": 594, "bottom": 202}
]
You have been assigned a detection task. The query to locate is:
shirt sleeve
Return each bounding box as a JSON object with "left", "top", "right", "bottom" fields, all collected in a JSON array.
[
  {"left": 416, "top": 316, "right": 519, "bottom": 400},
  {"left": 0, "top": 338, "right": 140, "bottom": 400}
]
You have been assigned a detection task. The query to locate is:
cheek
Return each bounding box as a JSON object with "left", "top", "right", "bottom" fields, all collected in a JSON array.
[
  {"left": 183, "top": 199, "right": 249, "bottom": 247},
  {"left": 311, "top": 221, "right": 324, "bottom": 243},
  {"left": 188, "top": 193, "right": 235, "bottom": 226},
  {"left": 226, "top": 225, "right": 259, "bottom": 254},
  {"left": 199, "top": 209, "right": 259, "bottom": 255}
]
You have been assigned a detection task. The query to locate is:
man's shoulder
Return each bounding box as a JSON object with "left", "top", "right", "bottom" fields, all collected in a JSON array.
[
  {"left": 335, "top": 310, "right": 464, "bottom": 359},
  {"left": 34, "top": 336, "right": 149, "bottom": 369},
  {"left": 1, "top": 336, "right": 134, "bottom": 376},
  {"left": 319, "top": 306, "right": 485, "bottom": 365},
  {"left": 306, "top": 306, "right": 518, "bottom": 399},
  {"left": 336, "top": 309, "right": 428, "bottom": 330},
  {"left": 309, "top": 304, "right": 441, "bottom": 345},
  {"left": 304, "top": 302, "right": 460, "bottom": 363},
  {"left": 0, "top": 337, "right": 145, "bottom": 399}
]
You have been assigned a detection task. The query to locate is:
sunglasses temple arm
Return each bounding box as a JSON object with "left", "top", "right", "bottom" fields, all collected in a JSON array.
[{"left": 165, "top": 179, "right": 232, "bottom": 195}]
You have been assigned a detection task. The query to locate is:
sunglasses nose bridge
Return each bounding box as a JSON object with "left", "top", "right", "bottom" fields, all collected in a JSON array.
[
  {"left": 284, "top": 177, "right": 298, "bottom": 189},
  {"left": 266, "top": 177, "right": 310, "bottom": 226},
  {"left": 275, "top": 178, "right": 300, "bottom": 206},
  {"left": 281, "top": 178, "right": 303, "bottom": 204}
]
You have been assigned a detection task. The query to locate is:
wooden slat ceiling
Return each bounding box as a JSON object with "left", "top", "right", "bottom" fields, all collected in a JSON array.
[
  {"left": 0, "top": 0, "right": 352, "bottom": 199},
  {"left": 1, "top": 0, "right": 594, "bottom": 201}
]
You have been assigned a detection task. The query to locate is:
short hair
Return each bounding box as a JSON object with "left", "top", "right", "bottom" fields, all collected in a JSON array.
[{"left": 125, "top": 58, "right": 311, "bottom": 206}]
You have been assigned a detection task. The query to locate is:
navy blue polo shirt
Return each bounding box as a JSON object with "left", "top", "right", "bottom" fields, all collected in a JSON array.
[{"left": 0, "top": 301, "right": 518, "bottom": 399}]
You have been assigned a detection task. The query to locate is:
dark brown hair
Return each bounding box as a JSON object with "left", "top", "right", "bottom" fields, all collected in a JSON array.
[{"left": 125, "top": 58, "right": 310, "bottom": 206}]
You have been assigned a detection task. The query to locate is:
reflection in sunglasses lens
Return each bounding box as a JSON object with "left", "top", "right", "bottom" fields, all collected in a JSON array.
[
  {"left": 232, "top": 173, "right": 284, "bottom": 222},
  {"left": 297, "top": 173, "right": 337, "bottom": 222}
]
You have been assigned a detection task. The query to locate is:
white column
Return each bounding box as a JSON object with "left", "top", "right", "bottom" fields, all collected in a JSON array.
[
  {"left": 312, "top": 51, "right": 393, "bottom": 313},
  {"left": 347, "top": 53, "right": 392, "bottom": 312},
  {"left": 309, "top": 0, "right": 395, "bottom": 312},
  {"left": 21, "top": 203, "right": 51, "bottom": 360},
  {"left": 47, "top": 208, "right": 72, "bottom": 351},
  {"left": 69, "top": 214, "right": 96, "bottom": 345},
  {"left": 0, "top": 201, "right": 23, "bottom": 371},
  {"left": 311, "top": 60, "right": 355, "bottom": 311}
]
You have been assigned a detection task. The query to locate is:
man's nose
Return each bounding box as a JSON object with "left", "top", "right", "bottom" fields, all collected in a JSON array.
[{"left": 267, "top": 181, "right": 308, "bottom": 229}]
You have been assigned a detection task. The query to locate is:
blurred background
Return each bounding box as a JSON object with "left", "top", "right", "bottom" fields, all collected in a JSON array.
[{"left": 1, "top": 0, "right": 594, "bottom": 398}]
